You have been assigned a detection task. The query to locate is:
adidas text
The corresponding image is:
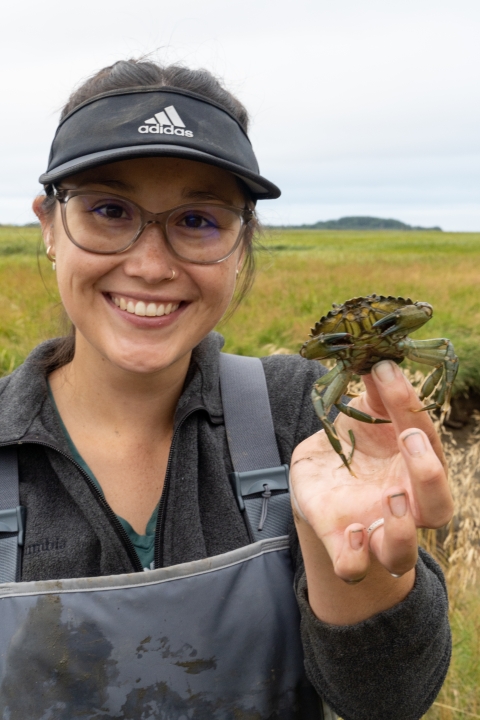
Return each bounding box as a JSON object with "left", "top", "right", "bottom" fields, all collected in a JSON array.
[{"left": 138, "top": 126, "right": 194, "bottom": 137}]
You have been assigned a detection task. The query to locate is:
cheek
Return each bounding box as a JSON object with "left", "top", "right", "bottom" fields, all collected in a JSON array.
[
  {"left": 54, "top": 247, "right": 116, "bottom": 314},
  {"left": 197, "top": 263, "right": 237, "bottom": 311}
]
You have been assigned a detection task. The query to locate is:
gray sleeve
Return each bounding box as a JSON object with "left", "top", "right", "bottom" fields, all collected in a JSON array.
[{"left": 295, "top": 545, "right": 451, "bottom": 720}]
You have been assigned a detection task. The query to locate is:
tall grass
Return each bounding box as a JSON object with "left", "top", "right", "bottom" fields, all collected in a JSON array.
[
  {"left": 0, "top": 227, "right": 60, "bottom": 375},
  {"left": 421, "top": 415, "right": 480, "bottom": 720}
]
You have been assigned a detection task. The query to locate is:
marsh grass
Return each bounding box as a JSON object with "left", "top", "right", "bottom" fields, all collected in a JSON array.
[
  {"left": 421, "top": 414, "right": 480, "bottom": 719},
  {"left": 0, "top": 227, "right": 60, "bottom": 375}
]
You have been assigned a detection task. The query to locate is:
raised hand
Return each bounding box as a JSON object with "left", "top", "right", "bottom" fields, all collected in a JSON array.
[{"left": 290, "top": 359, "right": 453, "bottom": 625}]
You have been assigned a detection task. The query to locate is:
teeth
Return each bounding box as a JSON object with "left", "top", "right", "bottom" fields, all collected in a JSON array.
[{"left": 112, "top": 295, "right": 179, "bottom": 318}]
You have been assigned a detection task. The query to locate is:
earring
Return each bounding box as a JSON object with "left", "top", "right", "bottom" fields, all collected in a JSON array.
[{"left": 46, "top": 245, "right": 56, "bottom": 271}]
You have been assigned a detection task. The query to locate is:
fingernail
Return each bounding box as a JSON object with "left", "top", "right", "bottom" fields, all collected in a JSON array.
[
  {"left": 389, "top": 492, "right": 407, "bottom": 517},
  {"left": 349, "top": 528, "right": 364, "bottom": 550},
  {"left": 403, "top": 431, "right": 426, "bottom": 457},
  {"left": 373, "top": 360, "right": 396, "bottom": 384}
]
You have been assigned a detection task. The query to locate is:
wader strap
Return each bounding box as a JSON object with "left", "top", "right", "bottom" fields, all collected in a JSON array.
[
  {"left": 0, "top": 445, "right": 25, "bottom": 583},
  {"left": 219, "top": 354, "right": 281, "bottom": 471},
  {"left": 219, "top": 353, "right": 292, "bottom": 542}
]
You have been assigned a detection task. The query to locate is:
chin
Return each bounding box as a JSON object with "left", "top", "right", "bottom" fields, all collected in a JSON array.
[{"left": 106, "top": 340, "right": 186, "bottom": 376}]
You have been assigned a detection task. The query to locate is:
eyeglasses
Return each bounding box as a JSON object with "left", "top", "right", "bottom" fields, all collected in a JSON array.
[{"left": 53, "top": 189, "right": 256, "bottom": 265}]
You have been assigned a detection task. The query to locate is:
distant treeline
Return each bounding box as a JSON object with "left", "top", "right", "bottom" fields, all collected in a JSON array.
[{"left": 272, "top": 216, "right": 442, "bottom": 231}]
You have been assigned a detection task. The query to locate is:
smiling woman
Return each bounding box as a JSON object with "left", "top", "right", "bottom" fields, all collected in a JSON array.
[{"left": 0, "top": 58, "right": 452, "bottom": 720}]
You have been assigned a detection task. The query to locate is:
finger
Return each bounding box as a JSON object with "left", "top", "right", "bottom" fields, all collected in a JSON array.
[
  {"left": 369, "top": 488, "right": 418, "bottom": 576},
  {"left": 369, "top": 360, "right": 446, "bottom": 465},
  {"left": 333, "top": 523, "right": 370, "bottom": 583},
  {"left": 399, "top": 428, "right": 453, "bottom": 526}
]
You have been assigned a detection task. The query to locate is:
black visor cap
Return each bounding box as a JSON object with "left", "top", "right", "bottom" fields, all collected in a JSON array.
[{"left": 39, "top": 87, "right": 281, "bottom": 201}]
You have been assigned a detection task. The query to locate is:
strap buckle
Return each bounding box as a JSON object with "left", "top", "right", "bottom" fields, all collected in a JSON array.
[
  {"left": 229, "top": 465, "right": 290, "bottom": 511},
  {"left": 0, "top": 507, "right": 26, "bottom": 546}
]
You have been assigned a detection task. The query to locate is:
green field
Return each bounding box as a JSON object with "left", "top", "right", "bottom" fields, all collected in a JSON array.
[{"left": 1, "top": 224, "right": 480, "bottom": 719}]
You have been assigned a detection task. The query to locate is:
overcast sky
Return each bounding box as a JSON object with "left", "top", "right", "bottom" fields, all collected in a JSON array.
[{"left": 1, "top": 0, "right": 479, "bottom": 229}]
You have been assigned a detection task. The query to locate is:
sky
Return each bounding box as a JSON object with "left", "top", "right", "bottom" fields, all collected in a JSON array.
[{"left": 1, "top": 0, "right": 479, "bottom": 230}]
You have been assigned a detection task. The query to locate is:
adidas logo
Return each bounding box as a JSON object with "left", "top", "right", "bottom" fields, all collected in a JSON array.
[{"left": 138, "top": 105, "right": 194, "bottom": 137}]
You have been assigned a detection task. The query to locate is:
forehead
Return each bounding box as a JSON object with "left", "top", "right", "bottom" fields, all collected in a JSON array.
[{"left": 62, "top": 157, "right": 247, "bottom": 203}]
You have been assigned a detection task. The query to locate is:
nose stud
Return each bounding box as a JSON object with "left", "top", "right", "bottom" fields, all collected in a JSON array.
[{"left": 169, "top": 269, "right": 176, "bottom": 281}]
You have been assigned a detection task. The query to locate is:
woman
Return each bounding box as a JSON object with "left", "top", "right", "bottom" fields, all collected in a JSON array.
[{"left": 0, "top": 59, "right": 451, "bottom": 719}]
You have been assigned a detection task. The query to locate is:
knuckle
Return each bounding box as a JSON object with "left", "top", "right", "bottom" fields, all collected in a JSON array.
[
  {"left": 384, "top": 546, "right": 418, "bottom": 575},
  {"left": 385, "top": 558, "right": 416, "bottom": 576},
  {"left": 335, "top": 557, "right": 368, "bottom": 582},
  {"left": 415, "top": 462, "right": 445, "bottom": 487},
  {"left": 423, "top": 506, "right": 454, "bottom": 529}
]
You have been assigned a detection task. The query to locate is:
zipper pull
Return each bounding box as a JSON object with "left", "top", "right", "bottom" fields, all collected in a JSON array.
[{"left": 258, "top": 483, "right": 272, "bottom": 531}]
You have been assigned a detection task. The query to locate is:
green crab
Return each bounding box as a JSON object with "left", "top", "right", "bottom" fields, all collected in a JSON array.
[{"left": 300, "top": 294, "right": 459, "bottom": 473}]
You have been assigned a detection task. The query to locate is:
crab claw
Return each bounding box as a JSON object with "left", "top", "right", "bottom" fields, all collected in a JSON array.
[
  {"left": 372, "top": 303, "right": 433, "bottom": 337},
  {"left": 371, "top": 313, "right": 403, "bottom": 337},
  {"left": 301, "top": 333, "right": 353, "bottom": 360}
]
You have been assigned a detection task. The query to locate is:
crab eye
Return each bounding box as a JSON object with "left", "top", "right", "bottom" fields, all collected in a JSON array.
[{"left": 417, "top": 302, "right": 433, "bottom": 317}]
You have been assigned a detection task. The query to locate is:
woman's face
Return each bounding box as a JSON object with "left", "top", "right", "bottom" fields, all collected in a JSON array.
[{"left": 36, "top": 157, "right": 247, "bottom": 375}]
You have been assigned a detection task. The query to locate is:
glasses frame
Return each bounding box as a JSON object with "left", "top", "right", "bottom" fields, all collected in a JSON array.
[{"left": 53, "top": 188, "right": 256, "bottom": 265}]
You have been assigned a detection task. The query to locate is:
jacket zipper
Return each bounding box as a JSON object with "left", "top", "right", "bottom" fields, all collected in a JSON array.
[
  {"left": 0, "top": 439, "right": 144, "bottom": 573},
  {"left": 154, "top": 405, "right": 204, "bottom": 569},
  {"left": 1, "top": 403, "right": 205, "bottom": 575}
]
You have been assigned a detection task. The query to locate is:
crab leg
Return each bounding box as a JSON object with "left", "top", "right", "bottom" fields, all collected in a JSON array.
[
  {"left": 334, "top": 402, "right": 391, "bottom": 425},
  {"left": 402, "top": 338, "right": 459, "bottom": 412},
  {"left": 311, "top": 370, "right": 355, "bottom": 473},
  {"left": 312, "top": 362, "right": 346, "bottom": 389}
]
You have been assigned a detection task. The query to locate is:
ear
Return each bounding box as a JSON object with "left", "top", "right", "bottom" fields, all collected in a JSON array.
[{"left": 32, "top": 195, "right": 55, "bottom": 254}]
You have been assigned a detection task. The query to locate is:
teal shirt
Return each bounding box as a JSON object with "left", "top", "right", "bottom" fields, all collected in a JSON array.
[{"left": 48, "top": 386, "right": 157, "bottom": 570}]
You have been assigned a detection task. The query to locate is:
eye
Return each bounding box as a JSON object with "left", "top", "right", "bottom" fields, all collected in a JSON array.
[
  {"left": 179, "top": 211, "right": 218, "bottom": 229},
  {"left": 91, "top": 201, "right": 132, "bottom": 220}
]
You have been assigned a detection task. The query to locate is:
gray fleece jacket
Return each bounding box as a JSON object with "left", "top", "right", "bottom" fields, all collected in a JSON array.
[{"left": 0, "top": 333, "right": 450, "bottom": 720}]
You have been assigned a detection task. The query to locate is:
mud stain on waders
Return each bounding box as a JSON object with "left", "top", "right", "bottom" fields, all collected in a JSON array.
[
  {"left": 0, "top": 597, "right": 296, "bottom": 719},
  {"left": 0, "top": 594, "right": 118, "bottom": 719}
]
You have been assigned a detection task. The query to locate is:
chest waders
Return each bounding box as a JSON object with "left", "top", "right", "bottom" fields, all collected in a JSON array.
[{"left": 0, "top": 354, "right": 337, "bottom": 720}]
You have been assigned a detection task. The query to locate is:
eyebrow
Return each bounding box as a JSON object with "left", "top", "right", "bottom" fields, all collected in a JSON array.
[
  {"left": 64, "top": 180, "right": 236, "bottom": 205},
  {"left": 89, "top": 179, "right": 136, "bottom": 191},
  {"left": 182, "top": 189, "right": 233, "bottom": 203}
]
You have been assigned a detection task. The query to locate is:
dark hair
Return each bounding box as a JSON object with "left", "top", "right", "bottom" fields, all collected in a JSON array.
[{"left": 41, "top": 58, "right": 259, "bottom": 372}]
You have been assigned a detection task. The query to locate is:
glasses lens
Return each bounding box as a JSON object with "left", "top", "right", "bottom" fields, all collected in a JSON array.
[
  {"left": 167, "top": 205, "right": 244, "bottom": 263},
  {"left": 64, "top": 194, "right": 141, "bottom": 253}
]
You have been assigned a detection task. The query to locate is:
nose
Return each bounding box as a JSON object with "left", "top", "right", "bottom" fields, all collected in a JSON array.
[{"left": 122, "top": 222, "right": 176, "bottom": 283}]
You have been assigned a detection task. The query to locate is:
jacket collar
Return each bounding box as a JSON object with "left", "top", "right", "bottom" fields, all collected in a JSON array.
[{"left": 0, "top": 332, "right": 226, "bottom": 446}]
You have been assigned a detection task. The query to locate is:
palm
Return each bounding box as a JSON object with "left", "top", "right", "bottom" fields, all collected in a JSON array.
[{"left": 290, "top": 366, "right": 451, "bottom": 579}]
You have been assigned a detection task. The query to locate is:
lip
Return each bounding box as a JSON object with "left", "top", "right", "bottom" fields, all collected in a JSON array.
[
  {"left": 103, "top": 292, "right": 187, "bottom": 328},
  {"left": 106, "top": 291, "right": 182, "bottom": 304}
]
